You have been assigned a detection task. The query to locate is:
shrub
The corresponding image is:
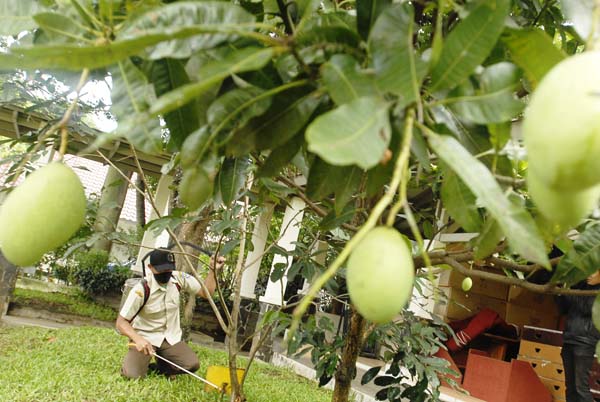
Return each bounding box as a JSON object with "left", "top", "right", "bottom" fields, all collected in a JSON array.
[{"left": 71, "top": 250, "right": 130, "bottom": 296}]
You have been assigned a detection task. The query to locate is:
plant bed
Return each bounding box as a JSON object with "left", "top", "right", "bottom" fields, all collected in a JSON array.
[
  {"left": 0, "top": 326, "right": 332, "bottom": 402},
  {"left": 9, "top": 288, "right": 118, "bottom": 322}
]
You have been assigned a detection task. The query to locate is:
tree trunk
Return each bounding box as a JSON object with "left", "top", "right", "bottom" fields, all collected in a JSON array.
[
  {"left": 91, "top": 167, "right": 132, "bottom": 253},
  {"left": 135, "top": 174, "right": 146, "bottom": 228},
  {"left": 174, "top": 207, "right": 213, "bottom": 340},
  {"left": 0, "top": 251, "right": 17, "bottom": 318},
  {"left": 332, "top": 306, "right": 366, "bottom": 402}
]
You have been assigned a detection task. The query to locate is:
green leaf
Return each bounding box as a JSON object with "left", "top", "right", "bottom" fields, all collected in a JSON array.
[
  {"left": 306, "top": 96, "right": 390, "bottom": 169},
  {"left": 361, "top": 366, "right": 382, "bottom": 385},
  {"left": 471, "top": 218, "right": 504, "bottom": 260},
  {"left": 0, "top": 0, "right": 41, "bottom": 36},
  {"left": 296, "top": 13, "right": 360, "bottom": 47},
  {"left": 368, "top": 3, "right": 427, "bottom": 106},
  {"left": 593, "top": 292, "right": 600, "bottom": 332},
  {"left": 144, "top": 59, "right": 199, "bottom": 150},
  {"left": 356, "top": 0, "right": 391, "bottom": 40},
  {"left": 446, "top": 62, "right": 524, "bottom": 124},
  {"left": 306, "top": 158, "right": 362, "bottom": 212},
  {"left": 120, "top": 1, "right": 256, "bottom": 59},
  {"left": 321, "top": 55, "right": 379, "bottom": 106},
  {"left": 181, "top": 126, "right": 211, "bottom": 168},
  {"left": 0, "top": 3, "right": 257, "bottom": 71},
  {"left": 110, "top": 60, "right": 163, "bottom": 154},
  {"left": 560, "top": 0, "right": 594, "bottom": 41},
  {"left": 428, "top": 133, "right": 549, "bottom": 266},
  {"left": 502, "top": 28, "right": 565, "bottom": 88},
  {"left": 333, "top": 166, "right": 362, "bottom": 214},
  {"left": 227, "top": 90, "right": 321, "bottom": 155},
  {"left": 429, "top": 0, "right": 510, "bottom": 92},
  {"left": 553, "top": 224, "right": 600, "bottom": 285},
  {"left": 149, "top": 47, "right": 275, "bottom": 117},
  {"left": 217, "top": 157, "right": 251, "bottom": 205},
  {"left": 319, "top": 204, "right": 356, "bottom": 231},
  {"left": 208, "top": 86, "right": 273, "bottom": 140},
  {"left": 440, "top": 168, "right": 483, "bottom": 232},
  {"left": 257, "top": 134, "right": 304, "bottom": 178},
  {"left": 33, "top": 12, "right": 87, "bottom": 43}
]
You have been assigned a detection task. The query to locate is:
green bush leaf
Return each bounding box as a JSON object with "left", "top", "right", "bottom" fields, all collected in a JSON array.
[
  {"left": 321, "top": 55, "right": 379, "bottom": 106},
  {"left": 296, "top": 13, "right": 360, "bottom": 47},
  {"left": 429, "top": 0, "right": 510, "bottom": 92},
  {"left": 553, "top": 223, "right": 600, "bottom": 285},
  {"left": 150, "top": 47, "right": 275, "bottom": 117},
  {"left": 428, "top": 133, "right": 548, "bottom": 266},
  {"left": 502, "top": 28, "right": 565, "bottom": 87},
  {"left": 368, "top": 3, "right": 427, "bottom": 106},
  {"left": 217, "top": 157, "right": 251, "bottom": 205},
  {"left": 0, "top": 0, "right": 41, "bottom": 36},
  {"left": 446, "top": 62, "right": 524, "bottom": 124},
  {"left": 440, "top": 168, "right": 483, "bottom": 232},
  {"left": 356, "top": 0, "right": 391, "bottom": 40},
  {"left": 306, "top": 96, "right": 390, "bottom": 169}
]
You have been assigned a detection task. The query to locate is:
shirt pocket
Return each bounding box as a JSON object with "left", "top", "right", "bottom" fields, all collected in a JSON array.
[{"left": 142, "top": 302, "right": 164, "bottom": 320}]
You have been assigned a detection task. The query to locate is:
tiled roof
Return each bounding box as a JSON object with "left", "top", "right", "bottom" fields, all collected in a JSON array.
[{"left": 1, "top": 154, "right": 150, "bottom": 223}]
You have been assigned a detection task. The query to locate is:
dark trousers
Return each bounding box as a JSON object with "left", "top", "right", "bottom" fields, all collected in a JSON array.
[
  {"left": 562, "top": 342, "right": 595, "bottom": 402},
  {"left": 121, "top": 340, "right": 200, "bottom": 379}
]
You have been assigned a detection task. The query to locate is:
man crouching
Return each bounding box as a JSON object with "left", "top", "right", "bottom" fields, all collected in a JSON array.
[{"left": 116, "top": 248, "right": 223, "bottom": 379}]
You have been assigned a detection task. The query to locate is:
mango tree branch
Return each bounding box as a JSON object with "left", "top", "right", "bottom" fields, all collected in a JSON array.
[
  {"left": 288, "top": 110, "right": 416, "bottom": 338},
  {"left": 442, "top": 256, "right": 599, "bottom": 296}
]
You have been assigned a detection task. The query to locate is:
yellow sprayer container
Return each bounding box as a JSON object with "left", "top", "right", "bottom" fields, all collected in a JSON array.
[{"left": 205, "top": 365, "right": 245, "bottom": 394}]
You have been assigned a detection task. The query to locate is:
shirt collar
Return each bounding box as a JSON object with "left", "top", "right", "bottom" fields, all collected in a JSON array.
[{"left": 148, "top": 273, "right": 169, "bottom": 292}]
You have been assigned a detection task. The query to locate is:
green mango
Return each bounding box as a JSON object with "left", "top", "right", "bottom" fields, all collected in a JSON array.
[
  {"left": 0, "top": 163, "right": 86, "bottom": 266},
  {"left": 524, "top": 51, "right": 600, "bottom": 191},
  {"left": 347, "top": 227, "right": 414, "bottom": 323}
]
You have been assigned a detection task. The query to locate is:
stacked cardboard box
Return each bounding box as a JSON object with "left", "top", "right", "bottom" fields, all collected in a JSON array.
[
  {"left": 436, "top": 268, "right": 509, "bottom": 321},
  {"left": 518, "top": 326, "right": 566, "bottom": 401},
  {"left": 436, "top": 267, "right": 561, "bottom": 331},
  {"left": 506, "top": 286, "right": 560, "bottom": 330}
]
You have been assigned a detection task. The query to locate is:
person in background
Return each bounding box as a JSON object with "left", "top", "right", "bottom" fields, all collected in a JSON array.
[
  {"left": 556, "top": 270, "right": 600, "bottom": 402},
  {"left": 116, "top": 248, "right": 224, "bottom": 379}
]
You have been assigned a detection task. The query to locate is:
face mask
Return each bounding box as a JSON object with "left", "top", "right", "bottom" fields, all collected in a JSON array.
[{"left": 154, "top": 271, "right": 172, "bottom": 284}]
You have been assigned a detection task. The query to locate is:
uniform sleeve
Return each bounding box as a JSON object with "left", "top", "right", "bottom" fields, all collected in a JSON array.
[
  {"left": 119, "top": 283, "right": 145, "bottom": 321},
  {"left": 175, "top": 271, "right": 202, "bottom": 295}
]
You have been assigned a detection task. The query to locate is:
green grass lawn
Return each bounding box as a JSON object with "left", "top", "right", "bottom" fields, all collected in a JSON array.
[
  {"left": 11, "top": 288, "right": 118, "bottom": 322},
  {"left": 0, "top": 326, "right": 332, "bottom": 402}
]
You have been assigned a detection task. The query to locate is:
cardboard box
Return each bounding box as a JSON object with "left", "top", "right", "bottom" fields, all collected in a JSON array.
[
  {"left": 522, "top": 326, "right": 563, "bottom": 347},
  {"left": 539, "top": 376, "right": 566, "bottom": 400},
  {"left": 519, "top": 340, "right": 562, "bottom": 364},
  {"left": 440, "top": 269, "right": 510, "bottom": 301},
  {"left": 444, "top": 288, "right": 508, "bottom": 321},
  {"left": 508, "top": 286, "right": 560, "bottom": 312},
  {"left": 518, "top": 355, "right": 565, "bottom": 381},
  {"left": 505, "top": 303, "right": 559, "bottom": 330}
]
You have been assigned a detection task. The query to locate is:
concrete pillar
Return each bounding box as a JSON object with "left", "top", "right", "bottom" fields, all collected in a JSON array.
[
  {"left": 240, "top": 203, "right": 275, "bottom": 299},
  {"left": 259, "top": 197, "right": 306, "bottom": 306},
  {"left": 134, "top": 174, "right": 173, "bottom": 274},
  {"left": 0, "top": 251, "right": 18, "bottom": 318}
]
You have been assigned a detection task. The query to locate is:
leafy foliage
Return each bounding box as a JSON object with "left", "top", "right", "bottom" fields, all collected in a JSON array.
[{"left": 71, "top": 250, "right": 131, "bottom": 296}]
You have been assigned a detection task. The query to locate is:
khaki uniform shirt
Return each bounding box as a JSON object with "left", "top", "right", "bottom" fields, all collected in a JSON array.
[{"left": 119, "top": 271, "right": 201, "bottom": 347}]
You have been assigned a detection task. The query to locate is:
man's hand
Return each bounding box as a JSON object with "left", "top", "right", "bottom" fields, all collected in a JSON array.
[
  {"left": 209, "top": 255, "right": 225, "bottom": 272},
  {"left": 134, "top": 338, "right": 154, "bottom": 356},
  {"left": 587, "top": 270, "right": 600, "bottom": 285}
]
